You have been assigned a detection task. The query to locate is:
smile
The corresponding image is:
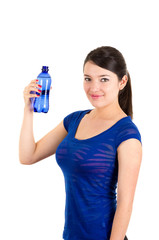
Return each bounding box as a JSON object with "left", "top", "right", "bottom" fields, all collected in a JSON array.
[{"left": 90, "top": 94, "right": 104, "bottom": 99}]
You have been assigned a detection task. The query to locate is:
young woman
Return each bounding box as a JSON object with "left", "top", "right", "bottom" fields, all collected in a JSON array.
[{"left": 19, "top": 46, "right": 142, "bottom": 240}]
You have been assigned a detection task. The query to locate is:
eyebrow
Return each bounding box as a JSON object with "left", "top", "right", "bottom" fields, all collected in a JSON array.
[{"left": 84, "top": 74, "right": 110, "bottom": 77}]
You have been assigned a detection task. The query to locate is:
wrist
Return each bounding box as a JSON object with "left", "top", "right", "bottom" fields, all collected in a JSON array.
[{"left": 24, "top": 105, "right": 33, "bottom": 114}]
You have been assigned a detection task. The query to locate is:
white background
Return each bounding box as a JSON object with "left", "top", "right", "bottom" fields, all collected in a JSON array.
[{"left": 0, "top": 0, "right": 158, "bottom": 239}]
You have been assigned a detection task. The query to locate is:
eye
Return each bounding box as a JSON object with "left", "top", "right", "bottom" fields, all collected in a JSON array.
[
  {"left": 101, "top": 78, "right": 109, "bottom": 82},
  {"left": 84, "top": 77, "right": 91, "bottom": 81}
]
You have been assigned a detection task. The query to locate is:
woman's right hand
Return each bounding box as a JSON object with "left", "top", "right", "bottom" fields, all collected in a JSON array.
[{"left": 23, "top": 79, "right": 42, "bottom": 110}]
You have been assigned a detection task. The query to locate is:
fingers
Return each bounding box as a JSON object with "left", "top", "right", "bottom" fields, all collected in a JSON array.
[
  {"left": 29, "top": 79, "right": 40, "bottom": 90},
  {"left": 23, "top": 80, "right": 42, "bottom": 107},
  {"left": 24, "top": 80, "right": 42, "bottom": 96},
  {"left": 28, "top": 93, "right": 40, "bottom": 98},
  {"left": 24, "top": 86, "right": 41, "bottom": 95}
]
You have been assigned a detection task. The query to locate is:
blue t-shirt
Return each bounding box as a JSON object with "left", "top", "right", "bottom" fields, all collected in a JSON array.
[{"left": 55, "top": 109, "right": 142, "bottom": 240}]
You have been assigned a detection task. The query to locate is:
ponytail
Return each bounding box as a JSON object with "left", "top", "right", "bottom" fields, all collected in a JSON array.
[{"left": 118, "top": 71, "right": 133, "bottom": 119}]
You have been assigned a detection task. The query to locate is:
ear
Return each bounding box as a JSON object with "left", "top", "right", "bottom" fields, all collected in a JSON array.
[{"left": 119, "top": 75, "right": 128, "bottom": 90}]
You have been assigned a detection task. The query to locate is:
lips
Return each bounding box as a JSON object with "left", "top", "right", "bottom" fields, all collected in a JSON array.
[
  {"left": 90, "top": 94, "right": 104, "bottom": 99},
  {"left": 91, "top": 94, "right": 102, "bottom": 97}
]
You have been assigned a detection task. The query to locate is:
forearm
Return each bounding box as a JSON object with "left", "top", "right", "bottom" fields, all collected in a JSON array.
[
  {"left": 110, "top": 203, "right": 132, "bottom": 240},
  {"left": 19, "top": 107, "right": 36, "bottom": 164}
]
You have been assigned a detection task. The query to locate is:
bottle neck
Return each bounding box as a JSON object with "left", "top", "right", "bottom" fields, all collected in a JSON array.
[{"left": 42, "top": 66, "right": 49, "bottom": 73}]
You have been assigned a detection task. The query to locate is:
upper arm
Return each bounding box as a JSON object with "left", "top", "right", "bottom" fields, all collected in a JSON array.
[
  {"left": 117, "top": 138, "right": 142, "bottom": 206},
  {"left": 31, "top": 120, "right": 68, "bottom": 164}
]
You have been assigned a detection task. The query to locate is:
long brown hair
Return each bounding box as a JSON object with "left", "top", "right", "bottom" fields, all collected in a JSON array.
[{"left": 83, "top": 46, "right": 133, "bottom": 119}]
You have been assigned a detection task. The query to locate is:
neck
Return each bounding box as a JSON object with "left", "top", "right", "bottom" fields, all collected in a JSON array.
[{"left": 91, "top": 100, "right": 125, "bottom": 120}]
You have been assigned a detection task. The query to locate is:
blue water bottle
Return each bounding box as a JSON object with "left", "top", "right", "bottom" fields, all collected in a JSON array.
[{"left": 34, "top": 66, "right": 52, "bottom": 113}]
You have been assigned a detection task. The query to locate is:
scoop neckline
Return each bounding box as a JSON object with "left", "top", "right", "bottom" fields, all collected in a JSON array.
[{"left": 72, "top": 109, "right": 131, "bottom": 142}]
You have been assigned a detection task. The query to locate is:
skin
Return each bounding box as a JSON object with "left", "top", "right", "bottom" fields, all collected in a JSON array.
[
  {"left": 82, "top": 61, "right": 142, "bottom": 239},
  {"left": 75, "top": 61, "right": 128, "bottom": 140},
  {"left": 19, "top": 79, "right": 68, "bottom": 165},
  {"left": 19, "top": 62, "right": 142, "bottom": 239},
  {"left": 83, "top": 61, "right": 128, "bottom": 119}
]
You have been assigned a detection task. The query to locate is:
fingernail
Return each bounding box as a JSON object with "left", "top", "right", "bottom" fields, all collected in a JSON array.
[
  {"left": 36, "top": 79, "right": 39, "bottom": 82},
  {"left": 38, "top": 89, "right": 42, "bottom": 92},
  {"left": 38, "top": 85, "right": 42, "bottom": 87}
]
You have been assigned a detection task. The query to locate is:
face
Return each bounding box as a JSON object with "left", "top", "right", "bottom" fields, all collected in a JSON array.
[{"left": 83, "top": 61, "right": 127, "bottom": 109}]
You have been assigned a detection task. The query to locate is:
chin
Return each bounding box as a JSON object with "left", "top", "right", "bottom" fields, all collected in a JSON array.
[{"left": 90, "top": 101, "right": 106, "bottom": 109}]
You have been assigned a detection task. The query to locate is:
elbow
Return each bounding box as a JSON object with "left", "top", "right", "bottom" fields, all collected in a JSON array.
[
  {"left": 19, "top": 156, "right": 33, "bottom": 165},
  {"left": 20, "top": 160, "right": 32, "bottom": 165}
]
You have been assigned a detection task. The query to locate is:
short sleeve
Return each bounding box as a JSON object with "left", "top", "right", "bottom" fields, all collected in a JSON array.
[
  {"left": 63, "top": 110, "right": 83, "bottom": 132},
  {"left": 63, "top": 112, "right": 74, "bottom": 132},
  {"left": 115, "top": 123, "right": 142, "bottom": 149}
]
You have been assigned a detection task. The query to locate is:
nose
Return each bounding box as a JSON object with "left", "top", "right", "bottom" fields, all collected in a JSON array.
[{"left": 90, "top": 80, "right": 100, "bottom": 92}]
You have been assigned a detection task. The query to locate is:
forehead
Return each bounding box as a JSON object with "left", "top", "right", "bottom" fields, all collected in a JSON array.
[{"left": 84, "top": 61, "right": 116, "bottom": 78}]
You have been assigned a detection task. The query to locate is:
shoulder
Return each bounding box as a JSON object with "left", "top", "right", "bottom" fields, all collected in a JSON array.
[
  {"left": 115, "top": 116, "right": 142, "bottom": 150},
  {"left": 64, "top": 109, "right": 90, "bottom": 121},
  {"left": 116, "top": 117, "right": 142, "bottom": 171},
  {"left": 63, "top": 109, "right": 91, "bottom": 132}
]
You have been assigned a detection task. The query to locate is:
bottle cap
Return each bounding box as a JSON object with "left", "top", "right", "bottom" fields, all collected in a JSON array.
[{"left": 42, "top": 66, "right": 49, "bottom": 73}]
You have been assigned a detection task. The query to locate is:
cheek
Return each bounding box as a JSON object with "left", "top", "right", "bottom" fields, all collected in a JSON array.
[
  {"left": 104, "top": 85, "right": 119, "bottom": 98},
  {"left": 102, "top": 85, "right": 112, "bottom": 94},
  {"left": 83, "top": 82, "right": 89, "bottom": 93}
]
